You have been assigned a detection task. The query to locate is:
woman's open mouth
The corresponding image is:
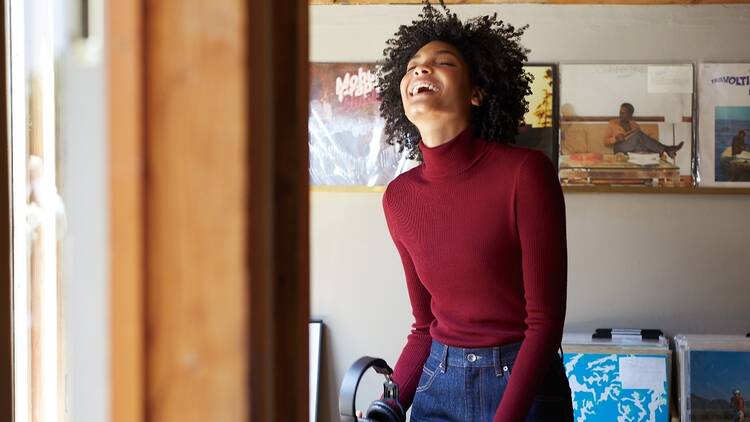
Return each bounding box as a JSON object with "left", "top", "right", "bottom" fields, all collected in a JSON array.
[{"left": 409, "top": 80, "right": 440, "bottom": 97}]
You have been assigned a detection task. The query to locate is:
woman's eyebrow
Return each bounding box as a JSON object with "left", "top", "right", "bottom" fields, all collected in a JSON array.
[
  {"left": 433, "top": 50, "right": 460, "bottom": 58},
  {"left": 409, "top": 50, "right": 460, "bottom": 60}
]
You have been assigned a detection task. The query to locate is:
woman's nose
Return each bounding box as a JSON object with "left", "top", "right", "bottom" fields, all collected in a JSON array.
[{"left": 412, "top": 64, "right": 431, "bottom": 75}]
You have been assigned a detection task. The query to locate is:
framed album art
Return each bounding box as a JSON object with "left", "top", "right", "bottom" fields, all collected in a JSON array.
[
  {"left": 558, "top": 64, "right": 694, "bottom": 188},
  {"left": 697, "top": 63, "right": 750, "bottom": 187},
  {"left": 513, "top": 64, "right": 559, "bottom": 168},
  {"left": 308, "top": 62, "right": 413, "bottom": 189}
]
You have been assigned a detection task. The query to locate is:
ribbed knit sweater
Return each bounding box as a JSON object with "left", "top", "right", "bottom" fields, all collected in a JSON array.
[{"left": 381, "top": 127, "right": 568, "bottom": 422}]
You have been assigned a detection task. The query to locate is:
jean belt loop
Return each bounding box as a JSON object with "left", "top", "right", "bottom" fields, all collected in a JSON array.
[
  {"left": 500, "top": 344, "right": 508, "bottom": 374},
  {"left": 439, "top": 344, "right": 448, "bottom": 373},
  {"left": 492, "top": 347, "right": 503, "bottom": 377}
]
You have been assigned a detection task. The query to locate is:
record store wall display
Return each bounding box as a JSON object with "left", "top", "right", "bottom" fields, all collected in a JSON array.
[
  {"left": 309, "top": 63, "right": 413, "bottom": 188},
  {"left": 309, "top": 63, "right": 560, "bottom": 188},
  {"left": 675, "top": 335, "right": 750, "bottom": 422},
  {"left": 562, "top": 334, "right": 671, "bottom": 422},
  {"left": 558, "top": 64, "right": 694, "bottom": 188},
  {"left": 697, "top": 63, "right": 750, "bottom": 187}
]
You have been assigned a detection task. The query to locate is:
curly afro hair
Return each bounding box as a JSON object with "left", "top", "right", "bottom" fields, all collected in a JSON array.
[{"left": 377, "top": 1, "right": 532, "bottom": 161}]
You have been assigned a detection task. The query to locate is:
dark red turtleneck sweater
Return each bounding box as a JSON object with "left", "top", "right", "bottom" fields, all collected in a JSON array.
[{"left": 381, "top": 128, "right": 568, "bottom": 422}]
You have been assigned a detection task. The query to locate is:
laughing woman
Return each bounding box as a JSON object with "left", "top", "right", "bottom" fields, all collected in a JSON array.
[{"left": 374, "top": 3, "right": 573, "bottom": 421}]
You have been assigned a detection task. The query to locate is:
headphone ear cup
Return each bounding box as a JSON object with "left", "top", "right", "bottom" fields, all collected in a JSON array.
[{"left": 365, "top": 399, "right": 405, "bottom": 422}]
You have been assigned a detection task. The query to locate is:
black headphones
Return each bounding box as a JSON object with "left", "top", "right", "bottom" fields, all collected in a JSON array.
[{"left": 339, "top": 356, "right": 406, "bottom": 422}]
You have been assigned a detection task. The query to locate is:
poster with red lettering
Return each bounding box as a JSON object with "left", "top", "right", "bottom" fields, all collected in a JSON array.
[
  {"left": 309, "top": 63, "right": 413, "bottom": 188},
  {"left": 698, "top": 63, "right": 750, "bottom": 187}
]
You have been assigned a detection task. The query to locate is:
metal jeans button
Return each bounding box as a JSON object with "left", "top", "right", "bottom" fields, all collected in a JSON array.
[
  {"left": 467, "top": 353, "right": 477, "bottom": 362},
  {"left": 503, "top": 365, "right": 509, "bottom": 372}
]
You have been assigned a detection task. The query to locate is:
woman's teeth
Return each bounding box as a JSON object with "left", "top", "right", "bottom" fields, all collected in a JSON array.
[{"left": 411, "top": 82, "right": 439, "bottom": 96}]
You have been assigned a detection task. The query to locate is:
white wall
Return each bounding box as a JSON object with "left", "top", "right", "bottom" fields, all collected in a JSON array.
[
  {"left": 59, "top": 8, "right": 109, "bottom": 422},
  {"left": 310, "top": 4, "right": 750, "bottom": 421}
]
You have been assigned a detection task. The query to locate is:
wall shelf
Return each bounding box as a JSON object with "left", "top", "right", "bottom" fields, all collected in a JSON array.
[
  {"left": 311, "top": 185, "right": 750, "bottom": 194},
  {"left": 311, "top": 0, "right": 750, "bottom": 5},
  {"left": 562, "top": 186, "right": 750, "bottom": 194}
]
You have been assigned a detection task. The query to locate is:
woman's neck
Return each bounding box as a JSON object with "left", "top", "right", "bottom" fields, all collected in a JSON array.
[
  {"left": 416, "top": 119, "right": 471, "bottom": 148},
  {"left": 417, "top": 126, "right": 488, "bottom": 179}
]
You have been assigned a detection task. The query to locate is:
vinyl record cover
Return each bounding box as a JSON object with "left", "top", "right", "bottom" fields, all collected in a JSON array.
[
  {"left": 697, "top": 63, "right": 750, "bottom": 187},
  {"left": 513, "top": 65, "right": 559, "bottom": 167},
  {"left": 564, "top": 352, "right": 670, "bottom": 422},
  {"left": 687, "top": 350, "right": 750, "bottom": 421},
  {"left": 309, "top": 63, "right": 412, "bottom": 188},
  {"left": 676, "top": 335, "right": 750, "bottom": 422},
  {"left": 563, "top": 334, "right": 671, "bottom": 422},
  {"left": 559, "top": 64, "right": 694, "bottom": 188}
]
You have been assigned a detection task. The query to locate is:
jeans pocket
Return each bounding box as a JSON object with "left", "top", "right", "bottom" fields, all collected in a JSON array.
[{"left": 415, "top": 357, "right": 441, "bottom": 393}]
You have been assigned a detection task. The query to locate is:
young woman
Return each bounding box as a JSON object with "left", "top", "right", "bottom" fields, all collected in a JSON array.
[{"left": 372, "top": 3, "right": 573, "bottom": 421}]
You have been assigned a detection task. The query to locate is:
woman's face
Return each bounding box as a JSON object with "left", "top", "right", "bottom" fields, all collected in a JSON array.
[{"left": 399, "top": 41, "right": 480, "bottom": 127}]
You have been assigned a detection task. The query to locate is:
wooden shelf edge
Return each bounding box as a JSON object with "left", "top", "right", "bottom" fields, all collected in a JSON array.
[
  {"left": 311, "top": 0, "right": 750, "bottom": 4},
  {"left": 311, "top": 185, "right": 386, "bottom": 192},
  {"left": 562, "top": 186, "right": 750, "bottom": 194},
  {"left": 311, "top": 185, "right": 750, "bottom": 194}
]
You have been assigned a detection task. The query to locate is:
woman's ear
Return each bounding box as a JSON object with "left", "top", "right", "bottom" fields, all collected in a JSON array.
[{"left": 471, "top": 87, "right": 483, "bottom": 107}]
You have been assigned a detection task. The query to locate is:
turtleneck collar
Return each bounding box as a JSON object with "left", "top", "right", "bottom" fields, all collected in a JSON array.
[{"left": 418, "top": 127, "right": 488, "bottom": 179}]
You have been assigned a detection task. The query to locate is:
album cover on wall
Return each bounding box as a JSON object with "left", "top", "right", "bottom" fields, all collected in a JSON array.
[
  {"left": 562, "top": 334, "right": 671, "bottom": 422},
  {"left": 697, "top": 63, "right": 750, "bottom": 187},
  {"left": 309, "top": 63, "right": 412, "bottom": 188},
  {"left": 675, "top": 335, "right": 750, "bottom": 421},
  {"left": 513, "top": 64, "right": 559, "bottom": 168},
  {"left": 558, "top": 64, "right": 694, "bottom": 188}
]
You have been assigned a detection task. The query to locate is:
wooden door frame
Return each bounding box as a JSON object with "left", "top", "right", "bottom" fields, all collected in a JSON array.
[
  {"left": 109, "top": 0, "right": 144, "bottom": 420},
  {"left": 1, "top": 0, "right": 13, "bottom": 419},
  {"left": 109, "top": 0, "right": 309, "bottom": 421},
  {"left": 248, "top": 1, "right": 310, "bottom": 421}
]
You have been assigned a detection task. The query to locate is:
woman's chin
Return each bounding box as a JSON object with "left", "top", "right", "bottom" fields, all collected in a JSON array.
[
  {"left": 406, "top": 107, "right": 464, "bottom": 127},
  {"left": 404, "top": 103, "right": 444, "bottom": 120}
]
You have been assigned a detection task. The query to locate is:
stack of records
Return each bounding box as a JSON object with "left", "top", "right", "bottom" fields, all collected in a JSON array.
[
  {"left": 562, "top": 332, "right": 672, "bottom": 421},
  {"left": 674, "top": 335, "right": 750, "bottom": 421}
]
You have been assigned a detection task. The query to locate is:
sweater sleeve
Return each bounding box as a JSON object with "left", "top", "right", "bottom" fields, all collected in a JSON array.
[
  {"left": 382, "top": 189, "right": 435, "bottom": 410},
  {"left": 493, "top": 150, "right": 568, "bottom": 422}
]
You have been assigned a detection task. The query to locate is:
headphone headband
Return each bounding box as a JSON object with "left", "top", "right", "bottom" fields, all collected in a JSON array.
[{"left": 339, "top": 356, "right": 393, "bottom": 422}]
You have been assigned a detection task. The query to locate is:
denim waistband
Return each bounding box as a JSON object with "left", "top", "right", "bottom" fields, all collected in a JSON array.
[{"left": 428, "top": 338, "right": 522, "bottom": 376}]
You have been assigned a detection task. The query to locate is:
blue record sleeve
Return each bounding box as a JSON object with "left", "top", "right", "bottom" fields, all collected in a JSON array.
[{"left": 562, "top": 333, "right": 671, "bottom": 422}]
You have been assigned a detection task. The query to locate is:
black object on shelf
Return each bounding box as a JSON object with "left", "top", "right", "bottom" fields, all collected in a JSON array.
[{"left": 592, "top": 328, "right": 664, "bottom": 341}]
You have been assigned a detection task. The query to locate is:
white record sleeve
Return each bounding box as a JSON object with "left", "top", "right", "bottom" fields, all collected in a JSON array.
[{"left": 697, "top": 63, "right": 750, "bottom": 187}]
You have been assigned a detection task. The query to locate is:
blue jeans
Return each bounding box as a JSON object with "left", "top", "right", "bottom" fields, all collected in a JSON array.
[{"left": 410, "top": 339, "right": 573, "bottom": 422}]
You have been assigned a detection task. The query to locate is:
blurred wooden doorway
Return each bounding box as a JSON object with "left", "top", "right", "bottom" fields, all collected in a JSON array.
[
  {"left": 109, "top": 0, "right": 309, "bottom": 421},
  {"left": 0, "top": 0, "right": 13, "bottom": 419}
]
